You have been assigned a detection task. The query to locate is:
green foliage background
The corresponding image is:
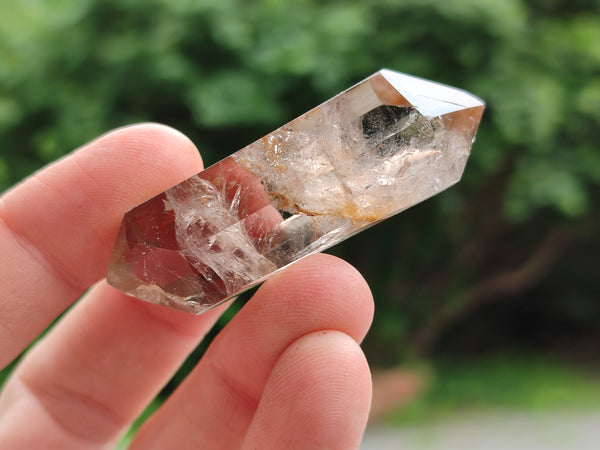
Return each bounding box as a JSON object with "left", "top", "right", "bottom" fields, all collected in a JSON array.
[{"left": 1, "top": 0, "right": 599, "bottom": 368}]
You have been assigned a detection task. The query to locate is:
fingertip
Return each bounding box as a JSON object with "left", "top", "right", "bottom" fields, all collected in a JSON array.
[
  {"left": 100, "top": 123, "right": 200, "bottom": 161},
  {"left": 71, "top": 123, "right": 204, "bottom": 205},
  {"left": 243, "top": 330, "right": 372, "bottom": 449},
  {"left": 275, "top": 330, "right": 373, "bottom": 411},
  {"left": 253, "top": 253, "right": 375, "bottom": 343}
]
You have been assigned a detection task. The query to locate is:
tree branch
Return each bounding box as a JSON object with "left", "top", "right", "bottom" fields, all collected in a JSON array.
[{"left": 411, "top": 227, "right": 572, "bottom": 356}]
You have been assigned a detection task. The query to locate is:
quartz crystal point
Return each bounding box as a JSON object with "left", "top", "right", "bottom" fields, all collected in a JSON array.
[{"left": 107, "top": 69, "right": 484, "bottom": 314}]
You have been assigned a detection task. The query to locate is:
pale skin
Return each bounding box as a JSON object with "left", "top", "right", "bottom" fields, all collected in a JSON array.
[{"left": 0, "top": 124, "right": 374, "bottom": 449}]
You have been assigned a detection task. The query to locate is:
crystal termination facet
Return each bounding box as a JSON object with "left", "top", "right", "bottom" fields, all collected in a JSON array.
[{"left": 107, "top": 69, "right": 485, "bottom": 314}]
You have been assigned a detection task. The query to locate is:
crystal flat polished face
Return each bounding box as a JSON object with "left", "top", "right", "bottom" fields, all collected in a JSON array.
[{"left": 107, "top": 69, "right": 485, "bottom": 314}]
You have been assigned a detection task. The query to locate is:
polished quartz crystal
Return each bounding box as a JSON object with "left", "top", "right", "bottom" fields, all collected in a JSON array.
[{"left": 107, "top": 69, "right": 484, "bottom": 314}]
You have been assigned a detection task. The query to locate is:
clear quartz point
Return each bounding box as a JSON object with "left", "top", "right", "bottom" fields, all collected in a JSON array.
[{"left": 107, "top": 69, "right": 485, "bottom": 314}]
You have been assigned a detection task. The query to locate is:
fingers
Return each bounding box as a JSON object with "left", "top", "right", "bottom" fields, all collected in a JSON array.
[
  {"left": 130, "top": 253, "right": 374, "bottom": 449},
  {"left": 242, "top": 331, "right": 371, "bottom": 449},
  {"left": 0, "top": 123, "right": 204, "bottom": 367},
  {"left": 0, "top": 282, "right": 227, "bottom": 447},
  {"left": 0, "top": 121, "right": 374, "bottom": 449}
]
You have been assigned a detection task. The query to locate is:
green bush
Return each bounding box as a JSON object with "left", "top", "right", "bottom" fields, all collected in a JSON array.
[{"left": 1, "top": 0, "right": 598, "bottom": 362}]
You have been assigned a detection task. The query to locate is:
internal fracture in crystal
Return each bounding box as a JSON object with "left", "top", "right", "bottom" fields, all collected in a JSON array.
[{"left": 107, "top": 69, "right": 485, "bottom": 314}]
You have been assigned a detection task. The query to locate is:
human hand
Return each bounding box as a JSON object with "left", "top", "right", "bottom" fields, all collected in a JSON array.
[{"left": 0, "top": 124, "right": 374, "bottom": 449}]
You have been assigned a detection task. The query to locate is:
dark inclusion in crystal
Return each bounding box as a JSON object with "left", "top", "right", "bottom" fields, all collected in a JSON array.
[
  {"left": 361, "top": 105, "right": 438, "bottom": 157},
  {"left": 361, "top": 105, "right": 414, "bottom": 137}
]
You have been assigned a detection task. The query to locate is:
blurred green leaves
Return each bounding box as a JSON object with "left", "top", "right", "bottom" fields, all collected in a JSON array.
[
  {"left": 0, "top": 0, "right": 598, "bottom": 358},
  {"left": 189, "top": 72, "right": 283, "bottom": 126}
]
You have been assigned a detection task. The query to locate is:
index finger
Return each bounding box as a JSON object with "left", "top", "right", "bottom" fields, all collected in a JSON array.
[{"left": 0, "top": 124, "right": 204, "bottom": 368}]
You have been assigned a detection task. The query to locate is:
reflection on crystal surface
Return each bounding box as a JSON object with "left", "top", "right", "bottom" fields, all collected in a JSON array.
[{"left": 107, "top": 69, "right": 485, "bottom": 314}]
